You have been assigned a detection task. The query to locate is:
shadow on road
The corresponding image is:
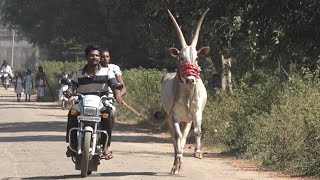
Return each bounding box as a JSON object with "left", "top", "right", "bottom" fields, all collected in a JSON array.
[
  {"left": 116, "top": 149, "right": 173, "bottom": 157},
  {"left": 0, "top": 92, "right": 170, "bottom": 144},
  {"left": 0, "top": 135, "right": 64, "bottom": 142},
  {"left": 0, "top": 98, "right": 25, "bottom": 102},
  {"left": 113, "top": 134, "right": 169, "bottom": 143},
  {"left": 19, "top": 174, "right": 79, "bottom": 179},
  {"left": 19, "top": 171, "right": 176, "bottom": 180},
  {"left": 0, "top": 121, "right": 66, "bottom": 133},
  {"left": 0, "top": 102, "right": 59, "bottom": 109},
  {"left": 0, "top": 121, "right": 169, "bottom": 143},
  {"left": 0, "top": 121, "right": 164, "bottom": 134}
]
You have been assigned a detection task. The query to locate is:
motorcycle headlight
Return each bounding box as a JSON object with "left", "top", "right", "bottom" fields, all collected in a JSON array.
[{"left": 83, "top": 107, "right": 97, "bottom": 116}]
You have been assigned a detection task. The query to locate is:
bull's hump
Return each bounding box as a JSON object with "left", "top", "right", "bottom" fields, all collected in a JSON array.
[{"left": 164, "top": 72, "right": 176, "bottom": 79}]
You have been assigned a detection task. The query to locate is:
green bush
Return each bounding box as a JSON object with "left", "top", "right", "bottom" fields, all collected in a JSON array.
[
  {"left": 116, "top": 67, "right": 165, "bottom": 122},
  {"left": 202, "top": 70, "right": 280, "bottom": 152},
  {"left": 203, "top": 70, "right": 320, "bottom": 176},
  {"left": 36, "top": 60, "right": 86, "bottom": 101},
  {"left": 250, "top": 76, "right": 320, "bottom": 175}
]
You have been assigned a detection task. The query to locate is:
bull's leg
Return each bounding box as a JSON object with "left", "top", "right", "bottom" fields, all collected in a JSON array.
[
  {"left": 172, "top": 120, "right": 183, "bottom": 174},
  {"left": 167, "top": 114, "right": 183, "bottom": 174},
  {"left": 193, "top": 113, "right": 203, "bottom": 159},
  {"left": 180, "top": 122, "right": 192, "bottom": 153},
  {"left": 173, "top": 121, "right": 183, "bottom": 156}
]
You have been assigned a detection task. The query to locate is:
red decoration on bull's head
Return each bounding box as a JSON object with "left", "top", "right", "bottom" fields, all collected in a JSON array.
[{"left": 177, "top": 62, "right": 200, "bottom": 78}]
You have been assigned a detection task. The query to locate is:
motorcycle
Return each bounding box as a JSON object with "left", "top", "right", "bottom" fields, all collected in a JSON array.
[{"left": 61, "top": 78, "right": 121, "bottom": 177}]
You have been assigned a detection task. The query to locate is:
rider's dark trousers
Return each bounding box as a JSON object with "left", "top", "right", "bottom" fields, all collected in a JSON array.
[
  {"left": 66, "top": 113, "right": 78, "bottom": 147},
  {"left": 66, "top": 104, "right": 114, "bottom": 148},
  {"left": 100, "top": 107, "right": 113, "bottom": 148}
]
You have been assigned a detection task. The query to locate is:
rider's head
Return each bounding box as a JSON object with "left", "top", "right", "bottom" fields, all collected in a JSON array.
[
  {"left": 62, "top": 71, "right": 68, "bottom": 78},
  {"left": 27, "top": 69, "right": 31, "bottom": 74},
  {"left": 100, "top": 49, "right": 111, "bottom": 67},
  {"left": 85, "top": 45, "right": 100, "bottom": 66},
  {"left": 38, "top": 66, "right": 43, "bottom": 72},
  {"left": 2, "top": 60, "right": 7, "bottom": 66}
]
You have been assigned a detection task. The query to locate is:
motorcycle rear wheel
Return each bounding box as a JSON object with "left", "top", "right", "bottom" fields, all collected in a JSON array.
[{"left": 81, "top": 131, "right": 92, "bottom": 177}]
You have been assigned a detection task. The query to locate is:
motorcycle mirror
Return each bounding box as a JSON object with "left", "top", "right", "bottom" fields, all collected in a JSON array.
[{"left": 60, "top": 78, "right": 72, "bottom": 86}]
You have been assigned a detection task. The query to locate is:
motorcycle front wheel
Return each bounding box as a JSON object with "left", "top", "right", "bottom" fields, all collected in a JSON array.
[{"left": 81, "top": 131, "right": 92, "bottom": 177}]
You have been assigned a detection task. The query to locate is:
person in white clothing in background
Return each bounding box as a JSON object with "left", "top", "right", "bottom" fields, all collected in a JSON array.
[
  {"left": 24, "top": 69, "right": 34, "bottom": 102},
  {"left": 100, "top": 48, "right": 127, "bottom": 98},
  {"left": 58, "top": 72, "right": 69, "bottom": 109},
  {"left": 14, "top": 72, "right": 24, "bottom": 102},
  {"left": 36, "top": 75, "right": 46, "bottom": 102},
  {"left": 58, "top": 72, "right": 77, "bottom": 109}
]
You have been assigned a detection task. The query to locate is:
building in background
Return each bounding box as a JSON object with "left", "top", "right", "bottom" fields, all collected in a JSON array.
[{"left": 0, "top": 26, "right": 47, "bottom": 72}]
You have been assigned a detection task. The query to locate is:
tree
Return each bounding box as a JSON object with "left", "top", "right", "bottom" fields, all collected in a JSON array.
[{"left": 1, "top": 0, "right": 319, "bottom": 76}]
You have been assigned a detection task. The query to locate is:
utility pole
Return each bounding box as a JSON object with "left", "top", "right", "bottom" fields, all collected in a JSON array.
[
  {"left": 35, "top": 43, "right": 40, "bottom": 68},
  {"left": 11, "top": 29, "right": 15, "bottom": 68}
]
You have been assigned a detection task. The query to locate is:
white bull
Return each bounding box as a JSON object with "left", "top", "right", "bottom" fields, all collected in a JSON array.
[{"left": 161, "top": 9, "right": 210, "bottom": 174}]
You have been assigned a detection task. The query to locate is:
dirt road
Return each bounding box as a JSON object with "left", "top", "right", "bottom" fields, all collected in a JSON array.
[{"left": 0, "top": 87, "right": 306, "bottom": 180}]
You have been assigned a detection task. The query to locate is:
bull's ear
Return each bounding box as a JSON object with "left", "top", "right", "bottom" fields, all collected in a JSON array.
[
  {"left": 169, "top": 48, "right": 180, "bottom": 57},
  {"left": 197, "top": 46, "right": 210, "bottom": 58}
]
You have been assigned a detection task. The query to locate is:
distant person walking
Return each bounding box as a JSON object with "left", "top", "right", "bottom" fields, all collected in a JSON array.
[
  {"left": 24, "top": 69, "right": 33, "bottom": 102},
  {"left": 36, "top": 75, "right": 46, "bottom": 102},
  {"left": 36, "top": 66, "right": 46, "bottom": 82},
  {"left": 14, "top": 72, "right": 24, "bottom": 102},
  {"left": 35, "top": 66, "right": 47, "bottom": 102},
  {"left": 36, "top": 65, "right": 56, "bottom": 101}
]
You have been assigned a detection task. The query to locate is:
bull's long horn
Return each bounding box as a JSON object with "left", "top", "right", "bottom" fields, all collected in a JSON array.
[
  {"left": 167, "top": 10, "right": 187, "bottom": 48},
  {"left": 191, "top": 9, "right": 209, "bottom": 47}
]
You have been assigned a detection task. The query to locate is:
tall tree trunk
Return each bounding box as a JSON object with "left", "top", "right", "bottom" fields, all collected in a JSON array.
[
  {"left": 35, "top": 44, "right": 40, "bottom": 67},
  {"left": 221, "top": 54, "right": 233, "bottom": 94},
  {"left": 278, "top": 52, "right": 291, "bottom": 82},
  {"left": 220, "top": 54, "right": 226, "bottom": 90}
]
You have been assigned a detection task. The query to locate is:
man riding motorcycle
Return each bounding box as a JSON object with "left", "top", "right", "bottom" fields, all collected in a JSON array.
[
  {"left": 0, "top": 60, "right": 14, "bottom": 86},
  {"left": 64, "top": 45, "right": 123, "bottom": 159}
]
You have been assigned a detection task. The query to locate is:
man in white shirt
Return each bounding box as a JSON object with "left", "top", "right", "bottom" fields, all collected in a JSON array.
[
  {"left": 99, "top": 48, "right": 127, "bottom": 160},
  {"left": 0, "top": 60, "right": 14, "bottom": 85},
  {"left": 100, "top": 49, "right": 127, "bottom": 97}
]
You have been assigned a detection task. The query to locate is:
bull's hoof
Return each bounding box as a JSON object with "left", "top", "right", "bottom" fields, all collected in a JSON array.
[
  {"left": 171, "top": 166, "right": 179, "bottom": 174},
  {"left": 170, "top": 159, "right": 182, "bottom": 175},
  {"left": 171, "top": 164, "right": 181, "bottom": 175},
  {"left": 194, "top": 151, "right": 203, "bottom": 159}
]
